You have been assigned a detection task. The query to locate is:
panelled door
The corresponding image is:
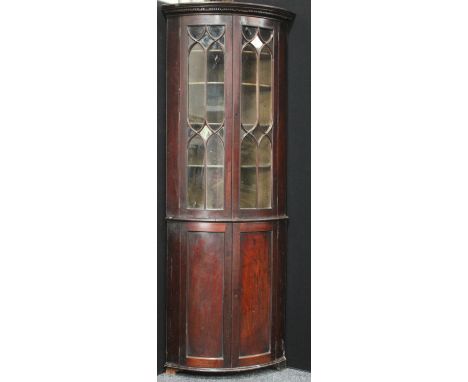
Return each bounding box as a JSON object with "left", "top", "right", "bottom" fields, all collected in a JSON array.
[
  {"left": 179, "top": 222, "right": 232, "bottom": 369},
  {"left": 176, "top": 221, "right": 279, "bottom": 369},
  {"left": 231, "top": 222, "right": 278, "bottom": 368}
]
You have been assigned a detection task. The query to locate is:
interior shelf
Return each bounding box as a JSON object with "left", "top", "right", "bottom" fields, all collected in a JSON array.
[
  {"left": 189, "top": 82, "right": 224, "bottom": 85},
  {"left": 242, "top": 83, "right": 271, "bottom": 87},
  {"left": 188, "top": 165, "right": 270, "bottom": 169},
  {"left": 190, "top": 49, "right": 224, "bottom": 52},
  {"left": 188, "top": 164, "right": 224, "bottom": 168}
]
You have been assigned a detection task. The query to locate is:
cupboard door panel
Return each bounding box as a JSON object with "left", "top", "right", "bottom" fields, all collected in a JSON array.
[
  {"left": 232, "top": 222, "right": 276, "bottom": 367},
  {"left": 187, "top": 232, "right": 224, "bottom": 358},
  {"left": 239, "top": 231, "right": 271, "bottom": 357},
  {"left": 239, "top": 232, "right": 271, "bottom": 357},
  {"left": 180, "top": 222, "right": 232, "bottom": 369}
]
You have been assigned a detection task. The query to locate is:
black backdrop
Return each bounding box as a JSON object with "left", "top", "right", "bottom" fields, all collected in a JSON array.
[{"left": 157, "top": 0, "right": 311, "bottom": 373}]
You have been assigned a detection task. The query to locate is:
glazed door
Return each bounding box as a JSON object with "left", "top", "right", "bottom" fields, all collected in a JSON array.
[
  {"left": 179, "top": 15, "right": 233, "bottom": 219},
  {"left": 232, "top": 16, "right": 280, "bottom": 219}
]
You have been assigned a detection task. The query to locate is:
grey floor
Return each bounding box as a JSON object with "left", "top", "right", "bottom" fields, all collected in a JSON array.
[{"left": 157, "top": 368, "right": 310, "bottom": 382}]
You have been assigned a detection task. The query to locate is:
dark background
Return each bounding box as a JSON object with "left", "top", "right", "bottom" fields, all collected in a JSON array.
[{"left": 157, "top": 0, "right": 310, "bottom": 373}]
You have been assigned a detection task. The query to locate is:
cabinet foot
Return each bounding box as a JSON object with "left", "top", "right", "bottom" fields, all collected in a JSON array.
[
  {"left": 165, "top": 367, "right": 178, "bottom": 375},
  {"left": 274, "top": 360, "right": 286, "bottom": 370}
]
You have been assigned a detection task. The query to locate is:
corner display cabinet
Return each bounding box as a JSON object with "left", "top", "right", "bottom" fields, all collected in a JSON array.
[{"left": 163, "top": 1, "right": 294, "bottom": 373}]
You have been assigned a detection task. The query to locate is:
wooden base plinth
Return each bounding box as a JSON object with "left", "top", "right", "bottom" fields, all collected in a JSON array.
[{"left": 164, "top": 357, "right": 286, "bottom": 373}]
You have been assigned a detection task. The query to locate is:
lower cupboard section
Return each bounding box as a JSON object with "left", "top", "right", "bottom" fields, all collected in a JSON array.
[{"left": 166, "top": 220, "right": 286, "bottom": 371}]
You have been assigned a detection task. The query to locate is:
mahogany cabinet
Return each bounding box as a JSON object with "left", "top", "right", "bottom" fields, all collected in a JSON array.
[{"left": 162, "top": 1, "right": 294, "bottom": 373}]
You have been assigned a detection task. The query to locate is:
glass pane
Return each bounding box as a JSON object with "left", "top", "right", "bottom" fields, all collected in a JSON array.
[
  {"left": 259, "top": 28, "right": 273, "bottom": 43},
  {"left": 207, "top": 42, "right": 224, "bottom": 82},
  {"left": 200, "top": 34, "right": 213, "bottom": 49},
  {"left": 188, "top": 26, "right": 205, "bottom": 40},
  {"left": 206, "top": 168, "right": 223, "bottom": 209},
  {"left": 188, "top": 135, "right": 204, "bottom": 165},
  {"left": 210, "top": 123, "right": 223, "bottom": 133},
  {"left": 241, "top": 85, "right": 256, "bottom": 128},
  {"left": 252, "top": 124, "right": 264, "bottom": 142},
  {"left": 190, "top": 123, "right": 204, "bottom": 132},
  {"left": 207, "top": 41, "right": 224, "bottom": 124},
  {"left": 242, "top": 44, "right": 257, "bottom": 84},
  {"left": 259, "top": 47, "right": 271, "bottom": 85},
  {"left": 187, "top": 167, "right": 204, "bottom": 209},
  {"left": 258, "top": 138, "right": 272, "bottom": 208},
  {"left": 206, "top": 84, "right": 224, "bottom": 124},
  {"left": 258, "top": 137, "right": 271, "bottom": 165},
  {"left": 259, "top": 47, "right": 272, "bottom": 127},
  {"left": 208, "top": 25, "right": 224, "bottom": 39},
  {"left": 189, "top": 84, "right": 205, "bottom": 127},
  {"left": 188, "top": 43, "right": 205, "bottom": 127},
  {"left": 189, "top": 43, "right": 205, "bottom": 83},
  {"left": 206, "top": 134, "right": 224, "bottom": 166},
  {"left": 240, "top": 136, "right": 257, "bottom": 208},
  {"left": 240, "top": 168, "right": 257, "bottom": 208},
  {"left": 241, "top": 135, "right": 256, "bottom": 166},
  {"left": 251, "top": 35, "right": 263, "bottom": 50},
  {"left": 242, "top": 44, "right": 257, "bottom": 127},
  {"left": 199, "top": 125, "right": 212, "bottom": 141},
  {"left": 242, "top": 26, "right": 256, "bottom": 41},
  {"left": 257, "top": 167, "right": 271, "bottom": 208}
]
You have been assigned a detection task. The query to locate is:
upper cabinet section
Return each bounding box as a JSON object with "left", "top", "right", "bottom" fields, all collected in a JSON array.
[{"left": 163, "top": 3, "right": 294, "bottom": 221}]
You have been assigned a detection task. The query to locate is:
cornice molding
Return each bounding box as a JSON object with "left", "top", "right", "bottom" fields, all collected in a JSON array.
[{"left": 161, "top": 2, "right": 295, "bottom": 22}]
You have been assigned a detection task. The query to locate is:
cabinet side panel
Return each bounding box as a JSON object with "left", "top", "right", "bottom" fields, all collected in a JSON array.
[
  {"left": 166, "top": 222, "right": 180, "bottom": 364},
  {"left": 275, "top": 220, "right": 286, "bottom": 358},
  {"left": 239, "top": 231, "right": 272, "bottom": 357},
  {"left": 166, "top": 17, "right": 180, "bottom": 216},
  {"left": 276, "top": 23, "right": 287, "bottom": 215},
  {"left": 186, "top": 232, "right": 224, "bottom": 358}
]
